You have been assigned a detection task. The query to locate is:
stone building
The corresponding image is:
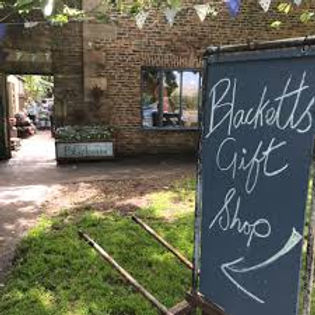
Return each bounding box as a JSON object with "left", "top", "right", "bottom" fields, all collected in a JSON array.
[{"left": 0, "top": 0, "right": 314, "bottom": 159}]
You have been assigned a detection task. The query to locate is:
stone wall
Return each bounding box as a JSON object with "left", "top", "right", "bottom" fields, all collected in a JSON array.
[
  {"left": 0, "top": 12, "right": 53, "bottom": 75},
  {"left": 52, "top": 23, "right": 84, "bottom": 127}
]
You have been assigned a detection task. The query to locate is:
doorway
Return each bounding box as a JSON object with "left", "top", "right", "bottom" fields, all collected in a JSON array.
[{"left": 6, "top": 74, "right": 56, "bottom": 165}]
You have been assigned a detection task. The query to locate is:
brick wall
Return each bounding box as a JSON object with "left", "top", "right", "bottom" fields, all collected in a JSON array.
[
  {"left": 82, "top": 0, "right": 315, "bottom": 156},
  {"left": 1, "top": 2, "right": 315, "bottom": 157}
]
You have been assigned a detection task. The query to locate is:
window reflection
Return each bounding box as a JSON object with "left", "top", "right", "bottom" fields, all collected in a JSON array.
[
  {"left": 142, "top": 69, "right": 158, "bottom": 127},
  {"left": 182, "top": 71, "right": 200, "bottom": 127},
  {"left": 142, "top": 68, "right": 201, "bottom": 128},
  {"left": 162, "top": 70, "right": 181, "bottom": 126}
]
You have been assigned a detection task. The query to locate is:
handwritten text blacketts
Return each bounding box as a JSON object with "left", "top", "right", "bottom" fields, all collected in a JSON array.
[{"left": 206, "top": 71, "right": 314, "bottom": 248}]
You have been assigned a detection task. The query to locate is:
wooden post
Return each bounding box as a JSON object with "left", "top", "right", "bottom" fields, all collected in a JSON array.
[
  {"left": 132, "top": 216, "right": 194, "bottom": 271},
  {"left": 131, "top": 216, "right": 196, "bottom": 315},
  {"left": 186, "top": 292, "right": 226, "bottom": 315},
  {"left": 168, "top": 300, "right": 192, "bottom": 315},
  {"left": 302, "top": 144, "right": 315, "bottom": 315}
]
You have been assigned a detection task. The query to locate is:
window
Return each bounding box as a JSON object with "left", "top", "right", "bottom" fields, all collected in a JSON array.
[{"left": 141, "top": 67, "right": 201, "bottom": 129}]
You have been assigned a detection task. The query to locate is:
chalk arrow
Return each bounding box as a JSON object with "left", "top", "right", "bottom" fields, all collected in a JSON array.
[{"left": 221, "top": 228, "right": 303, "bottom": 304}]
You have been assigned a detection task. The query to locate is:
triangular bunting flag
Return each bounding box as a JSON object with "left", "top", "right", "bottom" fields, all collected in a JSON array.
[
  {"left": 294, "top": 0, "right": 302, "bottom": 5},
  {"left": 43, "top": 0, "right": 55, "bottom": 17},
  {"left": 194, "top": 4, "right": 210, "bottom": 22},
  {"left": 259, "top": 0, "right": 272, "bottom": 12},
  {"left": 0, "top": 24, "right": 7, "bottom": 41},
  {"left": 164, "top": 7, "right": 180, "bottom": 26},
  {"left": 226, "top": 0, "right": 241, "bottom": 17},
  {"left": 135, "top": 11, "right": 149, "bottom": 29}
]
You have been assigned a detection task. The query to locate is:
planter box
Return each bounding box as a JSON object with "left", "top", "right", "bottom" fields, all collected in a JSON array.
[{"left": 56, "top": 141, "right": 114, "bottom": 162}]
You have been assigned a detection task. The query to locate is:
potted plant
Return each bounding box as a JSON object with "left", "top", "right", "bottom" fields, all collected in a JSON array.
[{"left": 55, "top": 125, "right": 114, "bottom": 162}]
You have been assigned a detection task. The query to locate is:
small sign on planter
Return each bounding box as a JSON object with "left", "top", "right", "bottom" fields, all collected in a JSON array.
[{"left": 56, "top": 141, "right": 114, "bottom": 162}]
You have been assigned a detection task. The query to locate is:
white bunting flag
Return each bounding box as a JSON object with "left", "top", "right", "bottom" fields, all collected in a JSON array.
[
  {"left": 294, "top": 0, "right": 302, "bottom": 6},
  {"left": 24, "top": 22, "right": 39, "bottom": 28},
  {"left": 43, "top": 0, "right": 55, "bottom": 17},
  {"left": 135, "top": 11, "right": 149, "bottom": 29},
  {"left": 31, "top": 53, "right": 36, "bottom": 62},
  {"left": 259, "top": 0, "right": 272, "bottom": 12},
  {"left": 164, "top": 7, "right": 180, "bottom": 26},
  {"left": 194, "top": 4, "right": 210, "bottom": 22}
]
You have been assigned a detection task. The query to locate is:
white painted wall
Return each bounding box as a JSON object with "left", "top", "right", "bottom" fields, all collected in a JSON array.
[{"left": 7, "top": 75, "right": 25, "bottom": 117}]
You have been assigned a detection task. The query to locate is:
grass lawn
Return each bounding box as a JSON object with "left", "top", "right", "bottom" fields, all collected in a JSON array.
[
  {"left": 0, "top": 177, "right": 195, "bottom": 315},
  {"left": 0, "top": 175, "right": 314, "bottom": 315}
]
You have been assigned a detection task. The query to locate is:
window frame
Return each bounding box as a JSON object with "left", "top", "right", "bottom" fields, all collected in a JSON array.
[{"left": 140, "top": 66, "right": 202, "bottom": 131}]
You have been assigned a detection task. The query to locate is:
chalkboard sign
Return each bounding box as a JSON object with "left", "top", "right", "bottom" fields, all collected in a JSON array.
[{"left": 199, "top": 46, "right": 315, "bottom": 315}]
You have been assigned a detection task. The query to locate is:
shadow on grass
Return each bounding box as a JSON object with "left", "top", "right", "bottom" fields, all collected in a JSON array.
[
  {"left": 0, "top": 197, "right": 194, "bottom": 315},
  {"left": 50, "top": 174, "right": 195, "bottom": 216}
]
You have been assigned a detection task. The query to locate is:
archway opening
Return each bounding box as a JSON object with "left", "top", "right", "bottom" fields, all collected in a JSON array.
[{"left": 6, "top": 74, "right": 56, "bottom": 165}]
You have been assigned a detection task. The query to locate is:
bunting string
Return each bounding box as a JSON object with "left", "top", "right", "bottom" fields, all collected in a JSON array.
[
  {"left": 227, "top": 0, "right": 241, "bottom": 17},
  {"left": 194, "top": 4, "right": 210, "bottom": 22},
  {"left": 0, "top": 0, "right": 303, "bottom": 32}
]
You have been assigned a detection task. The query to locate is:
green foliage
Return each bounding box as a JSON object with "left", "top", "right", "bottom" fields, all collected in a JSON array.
[
  {"left": 55, "top": 125, "right": 113, "bottom": 142},
  {"left": 166, "top": 0, "right": 181, "bottom": 9},
  {"left": 270, "top": 20, "right": 282, "bottom": 29},
  {"left": 0, "top": 178, "right": 195, "bottom": 315},
  {"left": 23, "top": 75, "right": 53, "bottom": 102},
  {"left": 271, "top": 2, "right": 315, "bottom": 27},
  {"left": 0, "top": 0, "right": 314, "bottom": 26},
  {"left": 300, "top": 10, "right": 314, "bottom": 23},
  {"left": 129, "top": 2, "right": 142, "bottom": 15},
  {"left": 49, "top": 13, "right": 68, "bottom": 24},
  {"left": 48, "top": 5, "right": 83, "bottom": 24},
  {"left": 277, "top": 2, "right": 292, "bottom": 14},
  {"left": 0, "top": 0, "right": 83, "bottom": 23}
]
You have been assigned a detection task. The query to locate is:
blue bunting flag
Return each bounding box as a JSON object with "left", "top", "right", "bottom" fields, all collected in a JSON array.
[
  {"left": 0, "top": 24, "right": 7, "bottom": 41},
  {"left": 226, "top": 0, "right": 241, "bottom": 17}
]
